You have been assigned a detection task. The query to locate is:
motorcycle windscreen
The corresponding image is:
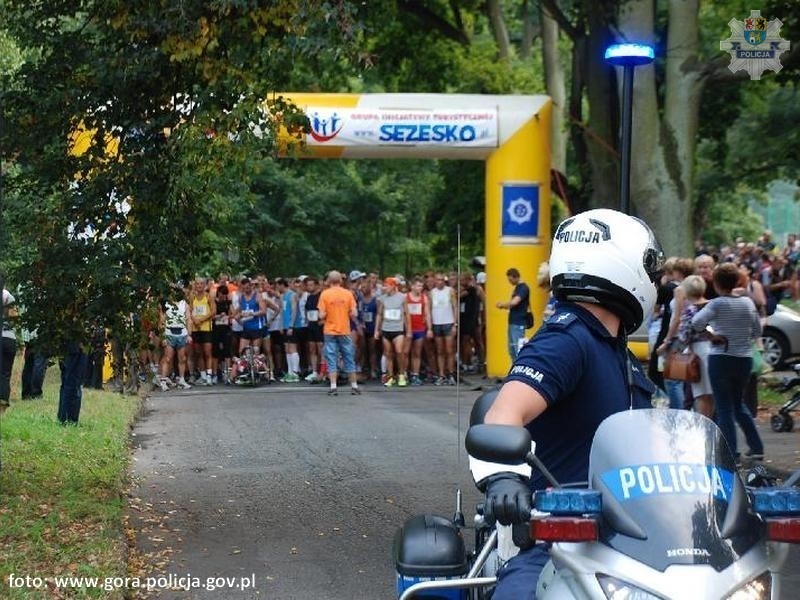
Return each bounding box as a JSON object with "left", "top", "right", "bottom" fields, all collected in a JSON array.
[{"left": 588, "top": 409, "right": 762, "bottom": 572}]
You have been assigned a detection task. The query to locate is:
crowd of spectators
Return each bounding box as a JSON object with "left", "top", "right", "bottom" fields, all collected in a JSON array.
[{"left": 648, "top": 229, "right": 799, "bottom": 463}]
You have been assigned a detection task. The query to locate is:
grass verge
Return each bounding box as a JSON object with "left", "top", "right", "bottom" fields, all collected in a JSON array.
[{"left": 1, "top": 367, "right": 141, "bottom": 599}]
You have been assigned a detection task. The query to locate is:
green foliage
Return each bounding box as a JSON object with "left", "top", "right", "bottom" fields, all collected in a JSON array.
[
  {"left": 0, "top": 0, "right": 357, "bottom": 350},
  {"left": 725, "top": 83, "right": 799, "bottom": 186},
  {"left": 0, "top": 370, "right": 141, "bottom": 598}
]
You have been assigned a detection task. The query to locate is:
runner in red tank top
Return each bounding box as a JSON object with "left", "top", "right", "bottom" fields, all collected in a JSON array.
[{"left": 405, "top": 277, "right": 432, "bottom": 386}]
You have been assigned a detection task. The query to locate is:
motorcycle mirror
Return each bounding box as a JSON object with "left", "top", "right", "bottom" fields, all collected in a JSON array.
[{"left": 465, "top": 424, "right": 531, "bottom": 464}]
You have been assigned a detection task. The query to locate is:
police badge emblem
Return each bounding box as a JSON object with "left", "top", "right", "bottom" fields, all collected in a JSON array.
[{"left": 720, "top": 10, "right": 791, "bottom": 80}]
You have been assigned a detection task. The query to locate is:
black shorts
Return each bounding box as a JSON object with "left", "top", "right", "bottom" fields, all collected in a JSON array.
[
  {"left": 283, "top": 329, "right": 297, "bottom": 344},
  {"left": 295, "top": 327, "right": 309, "bottom": 345},
  {"left": 308, "top": 323, "right": 324, "bottom": 343},
  {"left": 382, "top": 331, "right": 404, "bottom": 342},
  {"left": 193, "top": 330, "right": 212, "bottom": 345},
  {"left": 270, "top": 330, "right": 284, "bottom": 347},
  {"left": 212, "top": 325, "right": 232, "bottom": 359},
  {"left": 241, "top": 329, "right": 262, "bottom": 341},
  {"left": 460, "top": 326, "right": 479, "bottom": 340}
]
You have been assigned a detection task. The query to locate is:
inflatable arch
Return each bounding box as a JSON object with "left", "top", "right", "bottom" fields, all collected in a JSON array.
[{"left": 281, "top": 93, "right": 552, "bottom": 377}]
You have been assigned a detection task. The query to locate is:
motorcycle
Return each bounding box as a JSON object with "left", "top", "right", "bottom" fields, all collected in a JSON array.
[{"left": 394, "top": 403, "right": 800, "bottom": 599}]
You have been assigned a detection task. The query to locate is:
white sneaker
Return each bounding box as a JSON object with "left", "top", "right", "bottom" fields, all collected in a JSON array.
[
  {"left": 177, "top": 378, "right": 192, "bottom": 390},
  {"left": 158, "top": 378, "right": 169, "bottom": 392},
  {"left": 211, "top": 376, "right": 218, "bottom": 385},
  {"left": 305, "top": 371, "right": 319, "bottom": 383}
]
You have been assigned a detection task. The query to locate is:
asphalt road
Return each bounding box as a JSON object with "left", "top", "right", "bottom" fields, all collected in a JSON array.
[
  {"left": 129, "top": 383, "right": 483, "bottom": 599},
  {"left": 129, "top": 383, "right": 800, "bottom": 599}
]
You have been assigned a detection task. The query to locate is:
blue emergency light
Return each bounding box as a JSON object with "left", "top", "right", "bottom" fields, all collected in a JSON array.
[
  {"left": 604, "top": 43, "right": 655, "bottom": 66},
  {"left": 751, "top": 489, "right": 800, "bottom": 516},
  {"left": 534, "top": 489, "right": 602, "bottom": 515}
]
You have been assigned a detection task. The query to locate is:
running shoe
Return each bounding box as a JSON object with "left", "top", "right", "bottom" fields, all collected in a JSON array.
[
  {"left": 177, "top": 378, "right": 192, "bottom": 390},
  {"left": 384, "top": 376, "right": 396, "bottom": 387},
  {"left": 398, "top": 374, "right": 408, "bottom": 387}
]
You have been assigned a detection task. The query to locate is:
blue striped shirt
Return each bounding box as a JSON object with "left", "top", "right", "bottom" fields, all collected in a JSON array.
[{"left": 691, "top": 295, "right": 761, "bottom": 357}]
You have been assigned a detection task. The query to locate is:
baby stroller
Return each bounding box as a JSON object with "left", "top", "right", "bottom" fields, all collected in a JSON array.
[{"left": 770, "top": 363, "right": 800, "bottom": 432}]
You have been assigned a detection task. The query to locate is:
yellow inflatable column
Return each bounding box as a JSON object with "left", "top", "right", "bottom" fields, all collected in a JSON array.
[{"left": 485, "top": 102, "right": 552, "bottom": 378}]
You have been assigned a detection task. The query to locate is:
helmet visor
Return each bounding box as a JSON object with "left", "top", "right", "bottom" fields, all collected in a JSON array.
[{"left": 635, "top": 218, "right": 664, "bottom": 282}]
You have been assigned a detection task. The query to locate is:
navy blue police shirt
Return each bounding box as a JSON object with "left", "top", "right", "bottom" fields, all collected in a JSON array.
[{"left": 505, "top": 301, "right": 654, "bottom": 491}]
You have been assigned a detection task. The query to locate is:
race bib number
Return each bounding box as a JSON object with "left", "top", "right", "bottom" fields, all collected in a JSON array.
[
  {"left": 306, "top": 310, "right": 319, "bottom": 322},
  {"left": 214, "top": 315, "right": 229, "bottom": 325},
  {"left": 408, "top": 303, "right": 422, "bottom": 316},
  {"left": 362, "top": 312, "right": 373, "bottom": 323},
  {"left": 384, "top": 308, "right": 402, "bottom": 321},
  {"left": 460, "top": 302, "right": 466, "bottom": 313},
  {"left": 434, "top": 297, "right": 448, "bottom": 307},
  {"left": 194, "top": 304, "right": 208, "bottom": 317}
]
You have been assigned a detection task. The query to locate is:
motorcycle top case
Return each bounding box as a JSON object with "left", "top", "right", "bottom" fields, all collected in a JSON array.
[{"left": 393, "top": 514, "right": 468, "bottom": 599}]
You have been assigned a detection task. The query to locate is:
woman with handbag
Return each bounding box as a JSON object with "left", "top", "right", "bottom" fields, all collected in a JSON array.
[
  {"left": 691, "top": 263, "right": 764, "bottom": 462},
  {"left": 664, "top": 275, "right": 713, "bottom": 417}
]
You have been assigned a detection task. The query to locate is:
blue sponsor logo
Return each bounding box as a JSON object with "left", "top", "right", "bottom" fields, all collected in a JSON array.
[
  {"left": 378, "top": 124, "right": 478, "bottom": 143},
  {"left": 600, "top": 463, "right": 735, "bottom": 503}
]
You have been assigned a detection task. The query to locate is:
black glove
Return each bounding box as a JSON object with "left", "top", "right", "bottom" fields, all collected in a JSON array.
[{"left": 484, "top": 473, "right": 532, "bottom": 526}]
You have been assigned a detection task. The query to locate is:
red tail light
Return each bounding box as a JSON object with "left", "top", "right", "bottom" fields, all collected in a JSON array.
[
  {"left": 766, "top": 518, "right": 800, "bottom": 543},
  {"left": 531, "top": 517, "right": 599, "bottom": 542}
]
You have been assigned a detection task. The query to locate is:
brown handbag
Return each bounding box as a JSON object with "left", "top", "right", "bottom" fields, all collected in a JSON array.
[{"left": 663, "top": 348, "right": 701, "bottom": 382}]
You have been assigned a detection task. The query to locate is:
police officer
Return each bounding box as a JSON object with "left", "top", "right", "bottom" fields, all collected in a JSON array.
[{"left": 470, "top": 209, "right": 662, "bottom": 598}]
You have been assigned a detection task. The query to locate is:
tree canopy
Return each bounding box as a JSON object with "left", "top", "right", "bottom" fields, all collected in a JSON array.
[{"left": 1, "top": 0, "right": 797, "bottom": 348}]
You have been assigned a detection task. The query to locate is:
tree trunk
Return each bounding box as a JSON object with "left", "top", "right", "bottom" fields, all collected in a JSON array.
[
  {"left": 541, "top": 3, "right": 567, "bottom": 173},
  {"left": 584, "top": 3, "right": 618, "bottom": 210},
  {"left": 663, "top": 0, "right": 702, "bottom": 255},
  {"left": 486, "top": 0, "right": 511, "bottom": 60},
  {"left": 520, "top": 0, "right": 535, "bottom": 59},
  {"left": 616, "top": 0, "right": 684, "bottom": 255},
  {"left": 568, "top": 34, "right": 591, "bottom": 214}
]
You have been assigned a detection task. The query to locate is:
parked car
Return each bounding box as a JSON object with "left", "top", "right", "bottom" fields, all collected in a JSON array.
[{"left": 762, "top": 304, "right": 800, "bottom": 369}]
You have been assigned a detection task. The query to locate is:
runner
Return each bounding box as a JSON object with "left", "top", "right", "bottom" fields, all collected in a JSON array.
[
  {"left": 430, "top": 272, "right": 458, "bottom": 385},
  {"left": 232, "top": 277, "right": 267, "bottom": 356},
  {"left": 358, "top": 276, "right": 380, "bottom": 380},
  {"left": 459, "top": 272, "right": 484, "bottom": 373},
  {"left": 212, "top": 283, "right": 233, "bottom": 384},
  {"left": 277, "top": 278, "right": 300, "bottom": 383},
  {"left": 405, "top": 276, "right": 433, "bottom": 386},
  {"left": 190, "top": 277, "right": 215, "bottom": 385},
  {"left": 304, "top": 276, "right": 324, "bottom": 383},
  {"left": 375, "top": 277, "right": 409, "bottom": 387},
  {"left": 158, "top": 286, "right": 193, "bottom": 391}
]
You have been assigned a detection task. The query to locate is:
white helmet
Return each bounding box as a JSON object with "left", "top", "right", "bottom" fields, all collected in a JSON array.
[{"left": 549, "top": 209, "right": 663, "bottom": 334}]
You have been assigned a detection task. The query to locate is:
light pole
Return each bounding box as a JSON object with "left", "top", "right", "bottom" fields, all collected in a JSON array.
[{"left": 604, "top": 43, "right": 655, "bottom": 215}]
